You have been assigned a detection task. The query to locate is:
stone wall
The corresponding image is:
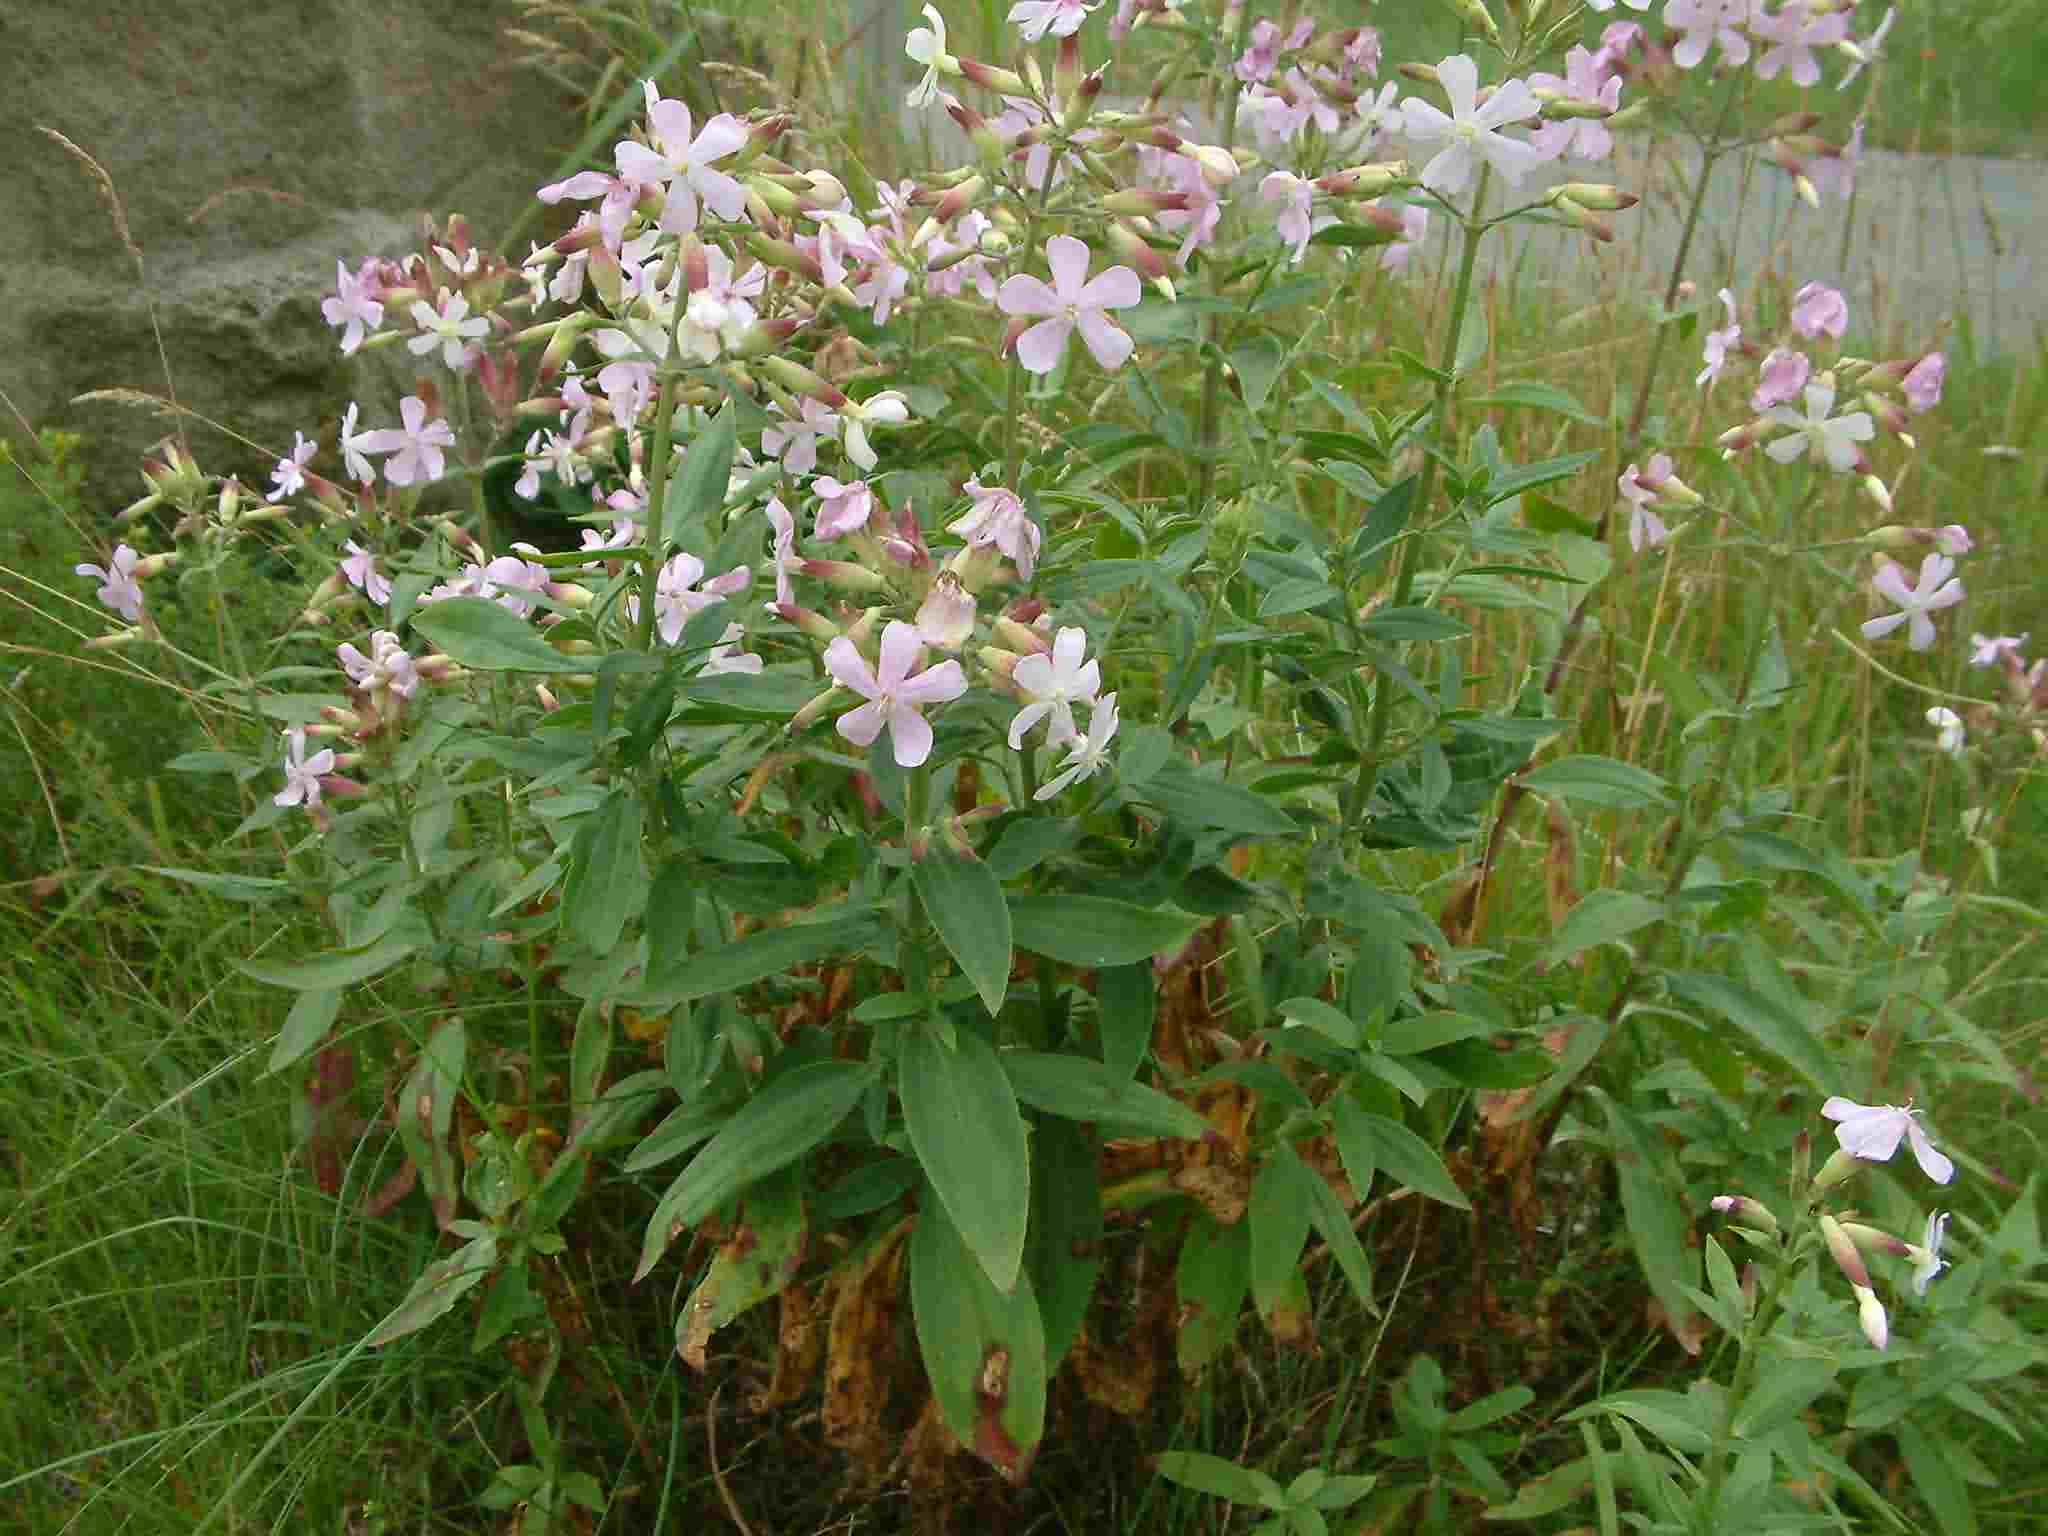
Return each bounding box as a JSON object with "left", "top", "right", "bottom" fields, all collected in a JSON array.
[{"left": 4, "top": 1, "right": 581, "bottom": 500}]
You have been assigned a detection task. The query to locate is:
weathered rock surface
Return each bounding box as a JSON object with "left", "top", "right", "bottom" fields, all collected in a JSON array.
[{"left": 4, "top": 1, "right": 578, "bottom": 500}]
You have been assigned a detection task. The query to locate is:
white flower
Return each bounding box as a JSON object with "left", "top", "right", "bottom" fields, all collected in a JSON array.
[
  {"left": 1008, "top": 625, "right": 1101, "bottom": 748},
  {"left": 1862, "top": 553, "right": 1964, "bottom": 652},
  {"left": 1838, "top": 6, "right": 1894, "bottom": 88},
  {"left": 1854, "top": 1283, "right": 1889, "bottom": 1351},
  {"left": 407, "top": 290, "right": 490, "bottom": 370},
  {"left": 905, "top": 4, "right": 952, "bottom": 109},
  {"left": 75, "top": 543, "right": 146, "bottom": 622},
  {"left": 1008, "top": 0, "right": 1097, "bottom": 43},
  {"left": 1035, "top": 691, "right": 1119, "bottom": 799},
  {"left": 1910, "top": 1210, "right": 1949, "bottom": 1296},
  {"left": 1925, "top": 707, "right": 1965, "bottom": 759},
  {"left": 337, "top": 630, "right": 420, "bottom": 700},
  {"left": 320, "top": 260, "right": 384, "bottom": 355},
  {"left": 841, "top": 390, "right": 910, "bottom": 473},
  {"left": 1762, "top": 378, "right": 1874, "bottom": 472},
  {"left": 274, "top": 727, "right": 337, "bottom": 809},
  {"left": 823, "top": 621, "right": 968, "bottom": 768},
  {"left": 340, "top": 540, "right": 392, "bottom": 606},
  {"left": 1399, "top": 54, "right": 1544, "bottom": 197},
  {"left": 267, "top": 432, "right": 317, "bottom": 502},
  {"left": 699, "top": 621, "right": 762, "bottom": 676},
  {"left": 1821, "top": 1096, "right": 1956, "bottom": 1184}
]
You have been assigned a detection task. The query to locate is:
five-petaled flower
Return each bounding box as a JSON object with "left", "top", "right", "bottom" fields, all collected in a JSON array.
[
  {"left": 1008, "top": 625, "right": 1102, "bottom": 748},
  {"left": 1697, "top": 288, "right": 1741, "bottom": 388},
  {"left": 361, "top": 396, "right": 456, "bottom": 487},
  {"left": 267, "top": 432, "right": 317, "bottom": 502},
  {"left": 1527, "top": 46, "right": 1622, "bottom": 163},
  {"left": 1399, "top": 54, "right": 1543, "bottom": 197},
  {"left": 1752, "top": 1, "right": 1850, "bottom": 87},
  {"left": 1969, "top": 632, "right": 2026, "bottom": 667},
  {"left": 813, "top": 477, "right": 876, "bottom": 540},
  {"left": 338, "top": 630, "right": 420, "bottom": 701},
  {"left": 275, "top": 727, "right": 337, "bottom": 809},
  {"left": 1762, "top": 377, "right": 1873, "bottom": 472},
  {"left": 823, "top": 620, "right": 968, "bottom": 768},
  {"left": 1036, "top": 691, "right": 1120, "bottom": 799},
  {"left": 905, "top": 4, "right": 952, "bottom": 109},
  {"left": 321, "top": 259, "right": 384, "bottom": 354},
  {"left": 408, "top": 290, "right": 490, "bottom": 370},
  {"left": 997, "top": 235, "right": 1142, "bottom": 375},
  {"left": 340, "top": 540, "right": 392, "bottom": 606},
  {"left": 1862, "top": 553, "right": 1964, "bottom": 652},
  {"left": 1822, "top": 1096, "right": 1957, "bottom": 1184},
  {"left": 1008, "top": 0, "right": 1097, "bottom": 42},
  {"left": 76, "top": 544, "right": 145, "bottom": 622},
  {"left": 614, "top": 84, "right": 750, "bottom": 236},
  {"left": 1791, "top": 282, "right": 1848, "bottom": 340}
]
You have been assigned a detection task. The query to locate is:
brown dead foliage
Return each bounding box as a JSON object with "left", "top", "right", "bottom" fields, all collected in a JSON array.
[{"left": 819, "top": 1217, "right": 912, "bottom": 1482}]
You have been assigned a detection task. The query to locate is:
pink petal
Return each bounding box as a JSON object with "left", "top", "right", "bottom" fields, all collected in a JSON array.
[
  {"left": 823, "top": 636, "right": 880, "bottom": 697},
  {"left": 1435, "top": 53, "right": 1478, "bottom": 118},
  {"left": 1078, "top": 265, "right": 1142, "bottom": 311},
  {"left": 876, "top": 620, "right": 925, "bottom": 689},
  {"left": 1075, "top": 311, "right": 1134, "bottom": 371},
  {"left": 898, "top": 657, "right": 967, "bottom": 706},
  {"left": 690, "top": 114, "right": 750, "bottom": 163},
  {"left": 996, "top": 273, "right": 1059, "bottom": 319},
  {"left": 1015, "top": 316, "right": 1074, "bottom": 375},
  {"left": 693, "top": 167, "right": 748, "bottom": 223},
  {"left": 1043, "top": 234, "right": 1093, "bottom": 302},
  {"left": 836, "top": 698, "right": 890, "bottom": 749},
  {"left": 886, "top": 704, "right": 934, "bottom": 767}
]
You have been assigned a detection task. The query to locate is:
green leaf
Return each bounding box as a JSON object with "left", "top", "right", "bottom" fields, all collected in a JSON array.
[
  {"left": 240, "top": 928, "right": 422, "bottom": 991},
  {"left": 1247, "top": 1149, "right": 1320, "bottom": 1320},
  {"left": 1008, "top": 895, "right": 1201, "bottom": 967},
  {"left": 143, "top": 866, "right": 292, "bottom": 903},
  {"left": 1592, "top": 1095, "right": 1697, "bottom": 1339},
  {"left": 1001, "top": 1051, "right": 1208, "bottom": 1139},
  {"left": 901, "top": 1024, "right": 1030, "bottom": 1293},
  {"left": 911, "top": 840, "right": 1011, "bottom": 1016},
  {"left": 1230, "top": 335, "right": 1286, "bottom": 412},
  {"left": 1156, "top": 1452, "right": 1287, "bottom": 1511},
  {"left": 1733, "top": 1359, "right": 1836, "bottom": 1438},
  {"left": 1358, "top": 606, "right": 1471, "bottom": 642},
  {"left": 663, "top": 399, "right": 736, "bottom": 545},
  {"left": 1259, "top": 578, "right": 1342, "bottom": 618},
  {"left": 267, "top": 988, "right": 342, "bottom": 1075},
  {"left": 1546, "top": 888, "right": 1664, "bottom": 965},
  {"left": 1331, "top": 1099, "right": 1470, "bottom": 1210},
  {"left": 410, "top": 596, "right": 593, "bottom": 673},
  {"left": 632, "top": 1061, "right": 871, "bottom": 1281},
  {"left": 1284, "top": 1141, "right": 1377, "bottom": 1308},
  {"left": 562, "top": 790, "right": 645, "bottom": 955},
  {"left": 1663, "top": 971, "right": 1834, "bottom": 1090},
  {"left": 1028, "top": 1116, "right": 1101, "bottom": 1370},
  {"left": 1471, "top": 382, "right": 1603, "bottom": 424},
  {"left": 1520, "top": 756, "right": 1672, "bottom": 810},
  {"left": 676, "top": 1166, "right": 807, "bottom": 1368},
  {"left": 910, "top": 1194, "right": 1048, "bottom": 1480},
  {"left": 1897, "top": 1422, "right": 1978, "bottom": 1536},
  {"left": 1177, "top": 1209, "right": 1251, "bottom": 1374},
  {"left": 1278, "top": 995, "right": 1360, "bottom": 1049},
  {"left": 1481, "top": 450, "right": 1601, "bottom": 508},
  {"left": 1096, "top": 961, "right": 1155, "bottom": 1079},
  {"left": 366, "top": 1233, "right": 499, "bottom": 1348},
  {"left": 637, "top": 909, "right": 878, "bottom": 1003},
  {"left": 1139, "top": 762, "right": 1299, "bottom": 837}
]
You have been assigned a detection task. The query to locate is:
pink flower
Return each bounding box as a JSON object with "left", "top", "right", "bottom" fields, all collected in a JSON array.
[
  {"left": 1592, "top": 20, "right": 1646, "bottom": 72},
  {"left": 1235, "top": 19, "right": 1282, "bottom": 82},
  {"left": 76, "top": 543, "right": 145, "bottom": 622},
  {"left": 1527, "top": 47, "right": 1622, "bottom": 163},
  {"left": 1667, "top": 0, "right": 1755, "bottom": 71},
  {"left": 1933, "top": 524, "right": 1971, "bottom": 556},
  {"left": 480, "top": 546, "right": 554, "bottom": 618},
  {"left": 338, "top": 402, "right": 382, "bottom": 485},
  {"left": 1400, "top": 55, "right": 1544, "bottom": 196},
  {"left": 1822, "top": 1096, "right": 1957, "bottom": 1184},
  {"left": 700, "top": 620, "right": 762, "bottom": 676},
  {"left": 764, "top": 497, "right": 801, "bottom": 606},
  {"left": 1261, "top": 172, "right": 1316, "bottom": 264},
  {"left": 1752, "top": 2, "right": 1849, "bottom": 87},
  {"left": 613, "top": 84, "right": 749, "bottom": 235},
  {"left": 1752, "top": 346, "right": 1811, "bottom": 411},
  {"left": 1903, "top": 352, "right": 1945, "bottom": 413},
  {"left": 337, "top": 630, "right": 420, "bottom": 700},
  {"left": 1697, "top": 288, "right": 1741, "bottom": 388},
  {"left": 813, "top": 477, "right": 876, "bottom": 540},
  {"left": 408, "top": 290, "right": 490, "bottom": 370},
  {"left": 361, "top": 396, "right": 456, "bottom": 487},
  {"left": 1157, "top": 153, "right": 1228, "bottom": 267},
  {"left": 267, "top": 432, "right": 316, "bottom": 503},
  {"left": 1791, "top": 282, "right": 1848, "bottom": 339},
  {"left": 1969, "top": 633, "right": 2026, "bottom": 667},
  {"left": 629, "top": 553, "right": 751, "bottom": 645},
  {"left": 340, "top": 540, "right": 392, "bottom": 606},
  {"left": 1007, "top": 0, "right": 1097, "bottom": 42},
  {"left": 1379, "top": 204, "right": 1429, "bottom": 273},
  {"left": 949, "top": 479, "right": 1041, "bottom": 581},
  {"left": 823, "top": 620, "right": 967, "bottom": 768},
  {"left": 997, "top": 235, "right": 1142, "bottom": 375},
  {"left": 1862, "top": 553, "right": 1964, "bottom": 652},
  {"left": 1618, "top": 455, "right": 1674, "bottom": 552},
  {"left": 762, "top": 398, "right": 841, "bottom": 476},
  {"left": 915, "top": 573, "right": 977, "bottom": 650},
  {"left": 1008, "top": 625, "right": 1101, "bottom": 748},
  {"left": 1763, "top": 377, "right": 1872, "bottom": 471},
  {"left": 274, "top": 727, "right": 337, "bottom": 809},
  {"left": 320, "top": 259, "right": 384, "bottom": 355},
  {"left": 538, "top": 168, "right": 649, "bottom": 250}
]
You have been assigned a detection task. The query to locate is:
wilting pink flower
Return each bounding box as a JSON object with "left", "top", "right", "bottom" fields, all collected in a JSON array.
[
  {"left": 1261, "top": 172, "right": 1316, "bottom": 264},
  {"left": 1752, "top": 1, "right": 1849, "bottom": 86},
  {"left": 1698, "top": 288, "right": 1742, "bottom": 388},
  {"left": 1933, "top": 524, "right": 1971, "bottom": 556},
  {"left": 1236, "top": 19, "right": 1282, "bottom": 82},
  {"left": 1791, "top": 282, "right": 1848, "bottom": 339},
  {"left": 949, "top": 479, "right": 1041, "bottom": 581},
  {"left": 1618, "top": 455, "right": 1675, "bottom": 552},
  {"left": 700, "top": 621, "right": 762, "bottom": 676},
  {"left": 537, "top": 168, "right": 649, "bottom": 250},
  {"left": 1861, "top": 554, "right": 1964, "bottom": 652},
  {"left": 338, "top": 630, "right": 420, "bottom": 700},
  {"left": 321, "top": 260, "right": 384, "bottom": 354},
  {"left": 1378, "top": 202, "right": 1429, "bottom": 273},
  {"left": 1969, "top": 633, "right": 2026, "bottom": 667},
  {"left": 1752, "top": 346, "right": 1811, "bottom": 410},
  {"left": 823, "top": 620, "right": 967, "bottom": 767},
  {"left": 1400, "top": 55, "right": 1543, "bottom": 196},
  {"left": 1009, "top": 625, "right": 1101, "bottom": 748},
  {"left": 1903, "top": 352, "right": 1945, "bottom": 413},
  {"left": 1822, "top": 1096, "right": 1957, "bottom": 1184},
  {"left": 813, "top": 477, "right": 876, "bottom": 540},
  {"left": 76, "top": 544, "right": 145, "bottom": 622},
  {"left": 997, "top": 235, "right": 1142, "bottom": 375},
  {"left": 765, "top": 497, "right": 801, "bottom": 606},
  {"left": 1667, "top": 0, "right": 1754, "bottom": 69},
  {"left": 915, "top": 573, "right": 977, "bottom": 649},
  {"left": 274, "top": 727, "right": 337, "bottom": 809}
]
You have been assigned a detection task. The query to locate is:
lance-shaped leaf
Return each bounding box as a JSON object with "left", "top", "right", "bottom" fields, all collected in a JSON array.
[
  {"left": 1008, "top": 894, "right": 1200, "bottom": 968},
  {"left": 410, "top": 595, "right": 595, "bottom": 673},
  {"left": 1177, "top": 1207, "right": 1251, "bottom": 1375},
  {"left": 900, "top": 1023, "right": 1029, "bottom": 1293},
  {"left": 677, "top": 1167, "right": 808, "bottom": 1369},
  {"left": 910, "top": 835, "right": 1011, "bottom": 1016},
  {"left": 366, "top": 1232, "right": 499, "bottom": 1348},
  {"left": 395, "top": 1019, "right": 466, "bottom": 1231},
  {"left": 910, "top": 1196, "right": 1048, "bottom": 1483}
]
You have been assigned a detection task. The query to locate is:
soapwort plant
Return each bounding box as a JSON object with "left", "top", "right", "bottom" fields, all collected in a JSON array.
[{"left": 55, "top": 0, "right": 2040, "bottom": 1529}]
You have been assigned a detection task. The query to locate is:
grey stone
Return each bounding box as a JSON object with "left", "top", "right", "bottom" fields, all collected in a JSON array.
[{"left": 3, "top": 0, "right": 579, "bottom": 500}]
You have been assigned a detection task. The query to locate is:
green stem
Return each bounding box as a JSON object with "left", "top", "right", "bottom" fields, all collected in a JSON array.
[
  {"left": 1348, "top": 166, "right": 1491, "bottom": 828},
  {"left": 1696, "top": 1247, "right": 1799, "bottom": 1531},
  {"left": 1189, "top": 71, "right": 1246, "bottom": 521}
]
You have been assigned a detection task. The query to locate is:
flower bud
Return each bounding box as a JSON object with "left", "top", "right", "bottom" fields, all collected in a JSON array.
[
  {"left": 1855, "top": 1284, "right": 1889, "bottom": 1350},
  {"left": 801, "top": 558, "right": 888, "bottom": 592},
  {"left": 1860, "top": 475, "right": 1893, "bottom": 515},
  {"left": 788, "top": 684, "right": 850, "bottom": 734},
  {"left": 1811, "top": 1146, "right": 1864, "bottom": 1193},
  {"left": 1549, "top": 183, "right": 1638, "bottom": 212},
  {"left": 958, "top": 57, "right": 1028, "bottom": 96},
  {"left": 1820, "top": 1214, "right": 1873, "bottom": 1289},
  {"left": 1315, "top": 162, "right": 1406, "bottom": 198},
  {"left": 991, "top": 616, "right": 1052, "bottom": 656},
  {"left": 1448, "top": 0, "right": 1502, "bottom": 46},
  {"left": 1708, "top": 1194, "right": 1781, "bottom": 1239}
]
